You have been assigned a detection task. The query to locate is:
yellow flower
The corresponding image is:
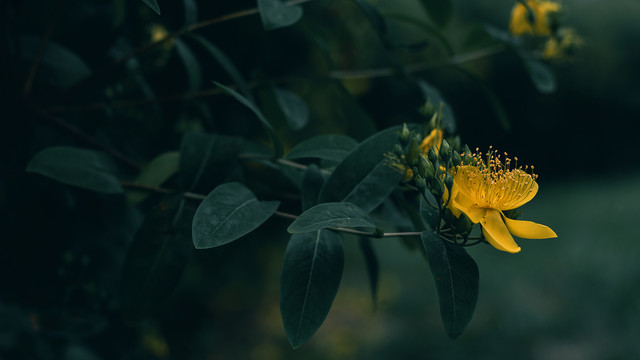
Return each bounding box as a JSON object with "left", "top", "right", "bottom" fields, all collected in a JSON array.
[
  {"left": 542, "top": 28, "right": 583, "bottom": 59},
  {"left": 449, "top": 154, "right": 557, "bottom": 253},
  {"left": 509, "top": 0, "right": 561, "bottom": 37},
  {"left": 420, "top": 129, "right": 443, "bottom": 154}
]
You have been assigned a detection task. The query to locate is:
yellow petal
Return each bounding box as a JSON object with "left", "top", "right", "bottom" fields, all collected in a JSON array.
[
  {"left": 451, "top": 191, "right": 485, "bottom": 223},
  {"left": 481, "top": 209, "right": 521, "bottom": 253},
  {"left": 501, "top": 213, "right": 557, "bottom": 239}
]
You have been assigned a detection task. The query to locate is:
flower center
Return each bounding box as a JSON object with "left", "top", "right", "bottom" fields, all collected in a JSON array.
[{"left": 455, "top": 149, "right": 538, "bottom": 210}]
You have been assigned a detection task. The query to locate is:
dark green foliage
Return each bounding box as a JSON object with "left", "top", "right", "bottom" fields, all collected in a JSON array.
[
  {"left": 192, "top": 182, "right": 280, "bottom": 249},
  {"left": 280, "top": 230, "right": 344, "bottom": 348},
  {"left": 258, "top": 0, "right": 304, "bottom": 31},
  {"left": 288, "top": 202, "right": 376, "bottom": 233},
  {"left": 273, "top": 87, "right": 310, "bottom": 131},
  {"left": 26, "top": 146, "right": 123, "bottom": 194},
  {"left": 301, "top": 164, "right": 325, "bottom": 211},
  {"left": 142, "top": 0, "right": 161, "bottom": 15},
  {"left": 419, "top": 0, "right": 454, "bottom": 28},
  {"left": 120, "top": 195, "right": 194, "bottom": 321},
  {"left": 358, "top": 237, "right": 379, "bottom": 307},
  {"left": 421, "top": 231, "right": 479, "bottom": 339},
  {"left": 318, "top": 125, "right": 419, "bottom": 212},
  {"left": 286, "top": 135, "right": 359, "bottom": 162}
]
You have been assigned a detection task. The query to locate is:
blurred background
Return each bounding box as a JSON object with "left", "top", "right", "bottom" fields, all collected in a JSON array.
[{"left": 1, "top": 0, "right": 640, "bottom": 359}]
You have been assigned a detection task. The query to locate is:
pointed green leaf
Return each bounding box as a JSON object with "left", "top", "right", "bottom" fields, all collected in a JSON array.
[
  {"left": 179, "top": 132, "right": 243, "bottom": 193},
  {"left": 120, "top": 195, "right": 194, "bottom": 321},
  {"left": 126, "top": 151, "right": 180, "bottom": 205},
  {"left": 318, "top": 124, "right": 420, "bottom": 212},
  {"left": 288, "top": 202, "right": 376, "bottom": 233},
  {"left": 286, "top": 135, "right": 358, "bottom": 162},
  {"left": 419, "top": 192, "right": 440, "bottom": 230},
  {"left": 274, "top": 87, "right": 309, "bottom": 131},
  {"left": 525, "top": 59, "right": 556, "bottom": 94},
  {"left": 183, "top": 0, "right": 197, "bottom": 25},
  {"left": 214, "top": 82, "right": 283, "bottom": 158},
  {"left": 358, "top": 237, "right": 379, "bottom": 307},
  {"left": 20, "top": 36, "right": 91, "bottom": 89},
  {"left": 142, "top": 0, "right": 161, "bottom": 15},
  {"left": 280, "top": 230, "right": 344, "bottom": 348},
  {"left": 422, "top": 231, "right": 479, "bottom": 339},
  {"left": 190, "top": 35, "right": 253, "bottom": 102},
  {"left": 192, "top": 182, "right": 280, "bottom": 249},
  {"left": 258, "top": 0, "right": 303, "bottom": 31},
  {"left": 174, "top": 38, "right": 202, "bottom": 91},
  {"left": 419, "top": 0, "right": 453, "bottom": 28},
  {"left": 26, "top": 146, "right": 122, "bottom": 193},
  {"left": 301, "top": 164, "right": 325, "bottom": 211}
]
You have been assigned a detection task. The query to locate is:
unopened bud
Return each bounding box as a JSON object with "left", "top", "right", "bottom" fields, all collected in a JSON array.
[
  {"left": 455, "top": 213, "right": 473, "bottom": 234},
  {"left": 452, "top": 150, "right": 462, "bottom": 166},
  {"left": 418, "top": 154, "right": 435, "bottom": 179},
  {"left": 393, "top": 143, "right": 404, "bottom": 157},
  {"left": 430, "top": 176, "right": 444, "bottom": 198},
  {"left": 443, "top": 172, "right": 454, "bottom": 193},
  {"left": 407, "top": 138, "right": 421, "bottom": 166},
  {"left": 427, "top": 146, "right": 437, "bottom": 164},
  {"left": 415, "top": 175, "right": 427, "bottom": 191},
  {"left": 440, "top": 139, "right": 451, "bottom": 162},
  {"left": 399, "top": 123, "right": 411, "bottom": 144},
  {"left": 419, "top": 99, "right": 435, "bottom": 118},
  {"left": 462, "top": 145, "right": 472, "bottom": 164}
]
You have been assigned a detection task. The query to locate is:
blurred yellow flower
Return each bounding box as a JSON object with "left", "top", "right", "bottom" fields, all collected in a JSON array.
[
  {"left": 542, "top": 28, "right": 584, "bottom": 59},
  {"left": 449, "top": 154, "right": 556, "bottom": 253},
  {"left": 420, "top": 128, "right": 443, "bottom": 154},
  {"left": 509, "top": 0, "right": 560, "bottom": 36}
]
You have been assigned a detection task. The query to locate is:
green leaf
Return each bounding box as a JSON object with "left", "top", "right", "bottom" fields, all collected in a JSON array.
[
  {"left": 358, "top": 237, "right": 379, "bottom": 307},
  {"left": 142, "top": 0, "right": 161, "bottom": 15},
  {"left": 318, "top": 124, "right": 419, "bottom": 212},
  {"left": 301, "top": 164, "right": 325, "bottom": 211},
  {"left": 419, "top": 0, "right": 453, "bottom": 28},
  {"left": 274, "top": 87, "right": 309, "bottom": 131},
  {"left": 192, "top": 182, "right": 280, "bottom": 249},
  {"left": 126, "top": 151, "right": 180, "bottom": 205},
  {"left": 258, "top": 0, "right": 303, "bottom": 31},
  {"left": 190, "top": 35, "right": 253, "bottom": 102},
  {"left": 26, "top": 146, "right": 122, "bottom": 194},
  {"left": 525, "top": 59, "right": 556, "bottom": 94},
  {"left": 287, "top": 202, "right": 376, "bottom": 233},
  {"left": 214, "top": 82, "right": 283, "bottom": 158},
  {"left": 419, "top": 192, "right": 440, "bottom": 230},
  {"left": 353, "top": 0, "right": 429, "bottom": 52},
  {"left": 120, "top": 195, "right": 194, "bottom": 321},
  {"left": 19, "top": 36, "right": 91, "bottom": 89},
  {"left": 280, "top": 230, "right": 344, "bottom": 349},
  {"left": 174, "top": 38, "right": 202, "bottom": 91},
  {"left": 342, "top": 161, "right": 404, "bottom": 213},
  {"left": 421, "top": 231, "right": 479, "bottom": 339},
  {"left": 286, "top": 135, "right": 358, "bottom": 162},
  {"left": 179, "top": 132, "right": 243, "bottom": 193},
  {"left": 183, "top": 0, "right": 197, "bottom": 25}
]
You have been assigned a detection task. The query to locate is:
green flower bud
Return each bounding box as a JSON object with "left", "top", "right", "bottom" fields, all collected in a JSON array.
[
  {"left": 440, "top": 139, "right": 451, "bottom": 162},
  {"left": 419, "top": 99, "right": 435, "bottom": 118},
  {"left": 399, "top": 123, "right": 411, "bottom": 144},
  {"left": 429, "top": 176, "right": 444, "bottom": 199},
  {"left": 393, "top": 143, "right": 404, "bottom": 157},
  {"left": 452, "top": 150, "right": 462, "bottom": 166},
  {"left": 443, "top": 172, "right": 454, "bottom": 194},
  {"left": 415, "top": 175, "right": 427, "bottom": 192},
  {"left": 418, "top": 154, "right": 435, "bottom": 179},
  {"left": 454, "top": 213, "right": 473, "bottom": 234},
  {"left": 427, "top": 146, "right": 437, "bottom": 164},
  {"left": 462, "top": 145, "right": 472, "bottom": 165},
  {"left": 407, "top": 137, "right": 421, "bottom": 166}
]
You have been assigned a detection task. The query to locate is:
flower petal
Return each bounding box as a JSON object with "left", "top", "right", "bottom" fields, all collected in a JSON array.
[
  {"left": 501, "top": 213, "right": 557, "bottom": 239},
  {"left": 452, "top": 192, "right": 486, "bottom": 223},
  {"left": 481, "top": 209, "right": 521, "bottom": 253},
  {"left": 504, "top": 178, "right": 539, "bottom": 210}
]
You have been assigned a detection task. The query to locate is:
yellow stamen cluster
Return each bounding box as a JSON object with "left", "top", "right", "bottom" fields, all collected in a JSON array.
[{"left": 457, "top": 148, "right": 537, "bottom": 210}]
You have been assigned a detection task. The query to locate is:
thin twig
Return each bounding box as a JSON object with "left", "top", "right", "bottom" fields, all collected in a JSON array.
[
  {"left": 57, "top": 0, "right": 313, "bottom": 100},
  {"left": 23, "top": 0, "right": 67, "bottom": 99},
  {"left": 39, "top": 113, "right": 142, "bottom": 170}
]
